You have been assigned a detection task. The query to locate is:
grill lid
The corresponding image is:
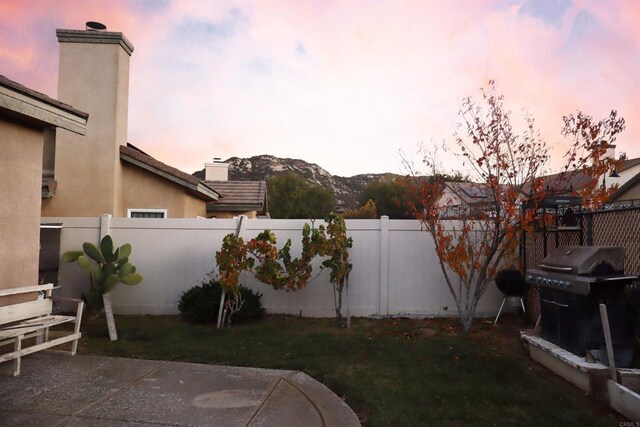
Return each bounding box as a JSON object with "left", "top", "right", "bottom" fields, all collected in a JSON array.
[{"left": 538, "top": 246, "right": 625, "bottom": 276}]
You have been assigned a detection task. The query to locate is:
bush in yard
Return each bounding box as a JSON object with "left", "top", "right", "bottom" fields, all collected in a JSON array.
[{"left": 178, "top": 279, "right": 265, "bottom": 324}]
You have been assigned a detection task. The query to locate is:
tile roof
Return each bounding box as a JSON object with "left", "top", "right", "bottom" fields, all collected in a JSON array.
[
  {"left": 520, "top": 170, "right": 593, "bottom": 195},
  {"left": 120, "top": 144, "right": 219, "bottom": 201},
  {"left": 205, "top": 180, "right": 268, "bottom": 214}
]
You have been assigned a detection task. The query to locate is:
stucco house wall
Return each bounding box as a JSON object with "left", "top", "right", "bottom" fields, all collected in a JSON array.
[
  {"left": 0, "top": 120, "right": 44, "bottom": 297},
  {"left": 121, "top": 164, "right": 208, "bottom": 218},
  {"left": 0, "top": 74, "right": 87, "bottom": 301}
]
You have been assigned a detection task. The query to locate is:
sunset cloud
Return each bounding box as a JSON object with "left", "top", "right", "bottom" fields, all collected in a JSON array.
[{"left": 1, "top": 0, "right": 637, "bottom": 177}]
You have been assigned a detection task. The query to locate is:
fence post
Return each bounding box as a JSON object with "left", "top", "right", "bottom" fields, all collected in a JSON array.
[
  {"left": 236, "top": 215, "right": 248, "bottom": 239},
  {"left": 379, "top": 215, "right": 390, "bottom": 316},
  {"left": 99, "top": 214, "right": 112, "bottom": 240},
  {"left": 99, "top": 214, "right": 116, "bottom": 340}
]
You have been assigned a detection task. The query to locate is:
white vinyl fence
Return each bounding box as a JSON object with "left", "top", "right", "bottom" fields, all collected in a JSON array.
[{"left": 45, "top": 215, "right": 504, "bottom": 318}]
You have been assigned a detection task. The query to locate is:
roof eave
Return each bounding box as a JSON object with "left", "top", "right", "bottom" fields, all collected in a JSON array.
[
  {"left": 207, "top": 203, "right": 265, "bottom": 212},
  {"left": 120, "top": 152, "right": 219, "bottom": 201},
  {"left": 0, "top": 83, "right": 88, "bottom": 135}
]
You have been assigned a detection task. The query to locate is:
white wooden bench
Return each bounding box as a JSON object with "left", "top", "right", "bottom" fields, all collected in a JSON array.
[{"left": 0, "top": 283, "right": 83, "bottom": 376}]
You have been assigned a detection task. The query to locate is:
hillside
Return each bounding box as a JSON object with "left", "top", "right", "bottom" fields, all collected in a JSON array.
[{"left": 193, "top": 155, "right": 397, "bottom": 209}]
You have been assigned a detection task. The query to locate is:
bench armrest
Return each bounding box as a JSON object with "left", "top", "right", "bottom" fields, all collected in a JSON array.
[{"left": 51, "top": 296, "right": 84, "bottom": 304}]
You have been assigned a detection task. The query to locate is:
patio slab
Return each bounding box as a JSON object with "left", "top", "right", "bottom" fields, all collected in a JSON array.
[{"left": 0, "top": 354, "right": 360, "bottom": 426}]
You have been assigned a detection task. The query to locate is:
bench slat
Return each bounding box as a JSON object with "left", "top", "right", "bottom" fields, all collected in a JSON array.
[
  {"left": 0, "top": 315, "right": 76, "bottom": 339},
  {"left": 0, "top": 300, "right": 53, "bottom": 326},
  {"left": 0, "top": 332, "right": 81, "bottom": 364},
  {"left": 0, "top": 284, "right": 55, "bottom": 297}
]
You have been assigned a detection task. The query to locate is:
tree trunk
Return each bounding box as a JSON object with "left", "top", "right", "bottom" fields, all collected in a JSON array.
[
  {"left": 345, "top": 276, "right": 351, "bottom": 328},
  {"left": 334, "top": 283, "right": 343, "bottom": 327},
  {"left": 216, "top": 290, "right": 226, "bottom": 329},
  {"left": 102, "top": 293, "right": 118, "bottom": 341}
]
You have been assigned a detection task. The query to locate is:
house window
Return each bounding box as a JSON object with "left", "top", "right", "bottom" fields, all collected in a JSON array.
[{"left": 127, "top": 209, "right": 167, "bottom": 219}]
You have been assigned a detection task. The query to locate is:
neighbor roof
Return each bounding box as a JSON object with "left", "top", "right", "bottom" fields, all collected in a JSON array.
[
  {"left": 520, "top": 157, "right": 640, "bottom": 196},
  {"left": 444, "top": 181, "right": 494, "bottom": 205},
  {"left": 205, "top": 180, "right": 268, "bottom": 214},
  {"left": 120, "top": 144, "right": 219, "bottom": 201},
  {"left": 520, "top": 170, "right": 593, "bottom": 196},
  {"left": 0, "top": 74, "right": 88, "bottom": 135}
]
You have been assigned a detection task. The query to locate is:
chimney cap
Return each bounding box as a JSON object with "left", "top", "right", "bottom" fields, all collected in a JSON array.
[{"left": 86, "top": 21, "right": 107, "bottom": 31}]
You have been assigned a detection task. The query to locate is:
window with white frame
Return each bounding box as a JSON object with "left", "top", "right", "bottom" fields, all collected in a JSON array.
[{"left": 127, "top": 208, "right": 167, "bottom": 219}]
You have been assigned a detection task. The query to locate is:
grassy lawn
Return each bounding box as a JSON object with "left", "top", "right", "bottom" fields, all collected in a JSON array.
[{"left": 78, "top": 314, "right": 620, "bottom": 426}]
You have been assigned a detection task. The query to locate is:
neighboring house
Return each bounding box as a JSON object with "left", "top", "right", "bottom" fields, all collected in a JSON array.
[
  {"left": 520, "top": 156, "right": 640, "bottom": 202},
  {"left": 437, "top": 151, "right": 640, "bottom": 219},
  {"left": 202, "top": 160, "right": 268, "bottom": 218},
  {"left": 0, "top": 74, "right": 87, "bottom": 295},
  {"left": 439, "top": 181, "right": 494, "bottom": 218},
  {"left": 610, "top": 157, "right": 640, "bottom": 203},
  {"left": 40, "top": 24, "right": 219, "bottom": 219}
]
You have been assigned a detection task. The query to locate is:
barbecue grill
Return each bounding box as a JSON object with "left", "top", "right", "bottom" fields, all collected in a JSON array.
[{"left": 526, "top": 246, "right": 638, "bottom": 366}]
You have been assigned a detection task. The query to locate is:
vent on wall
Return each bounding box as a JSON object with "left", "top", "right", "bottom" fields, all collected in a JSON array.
[{"left": 86, "top": 21, "right": 107, "bottom": 31}]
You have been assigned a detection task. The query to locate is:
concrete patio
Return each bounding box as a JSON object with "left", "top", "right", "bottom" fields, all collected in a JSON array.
[{"left": 0, "top": 354, "right": 360, "bottom": 426}]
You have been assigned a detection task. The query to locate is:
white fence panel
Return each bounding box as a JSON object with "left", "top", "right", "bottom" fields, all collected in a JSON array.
[
  {"left": 44, "top": 216, "right": 503, "bottom": 318},
  {"left": 53, "top": 217, "right": 101, "bottom": 300},
  {"left": 107, "top": 217, "right": 237, "bottom": 314}
]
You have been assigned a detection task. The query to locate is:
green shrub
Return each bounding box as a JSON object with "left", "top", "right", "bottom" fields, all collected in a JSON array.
[{"left": 178, "top": 279, "right": 265, "bottom": 324}]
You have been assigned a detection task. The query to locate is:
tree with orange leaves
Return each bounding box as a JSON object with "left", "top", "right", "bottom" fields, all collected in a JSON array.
[
  {"left": 403, "top": 81, "right": 625, "bottom": 332},
  {"left": 560, "top": 110, "right": 626, "bottom": 208}
]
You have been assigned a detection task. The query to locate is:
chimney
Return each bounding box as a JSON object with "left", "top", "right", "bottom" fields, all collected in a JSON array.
[
  {"left": 205, "top": 158, "right": 229, "bottom": 181},
  {"left": 605, "top": 144, "right": 616, "bottom": 161},
  {"left": 42, "top": 22, "right": 135, "bottom": 217}
]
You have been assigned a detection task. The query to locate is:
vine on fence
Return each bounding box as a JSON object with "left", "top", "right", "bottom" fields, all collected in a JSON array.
[{"left": 215, "top": 214, "right": 353, "bottom": 325}]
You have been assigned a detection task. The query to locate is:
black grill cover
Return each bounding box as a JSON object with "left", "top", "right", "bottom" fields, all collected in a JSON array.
[{"left": 538, "top": 246, "right": 625, "bottom": 275}]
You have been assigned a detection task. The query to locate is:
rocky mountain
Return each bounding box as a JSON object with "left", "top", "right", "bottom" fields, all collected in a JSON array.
[{"left": 193, "top": 155, "right": 396, "bottom": 210}]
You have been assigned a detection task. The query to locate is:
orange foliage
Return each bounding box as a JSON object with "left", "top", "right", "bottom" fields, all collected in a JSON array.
[{"left": 402, "top": 81, "right": 626, "bottom": 332}]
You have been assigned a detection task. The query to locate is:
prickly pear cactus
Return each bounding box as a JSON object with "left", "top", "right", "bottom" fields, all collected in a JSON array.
[
  {"left": 63, "top": 235, "right": 143, "bottom": 341},
  {"left": 63, "top": 235, "right": 143, "bottom": 309}
]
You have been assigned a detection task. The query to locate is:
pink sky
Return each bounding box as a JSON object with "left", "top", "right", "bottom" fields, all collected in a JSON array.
[{"left": 1, "top": 0, "right": 638, "bottom": 177}]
